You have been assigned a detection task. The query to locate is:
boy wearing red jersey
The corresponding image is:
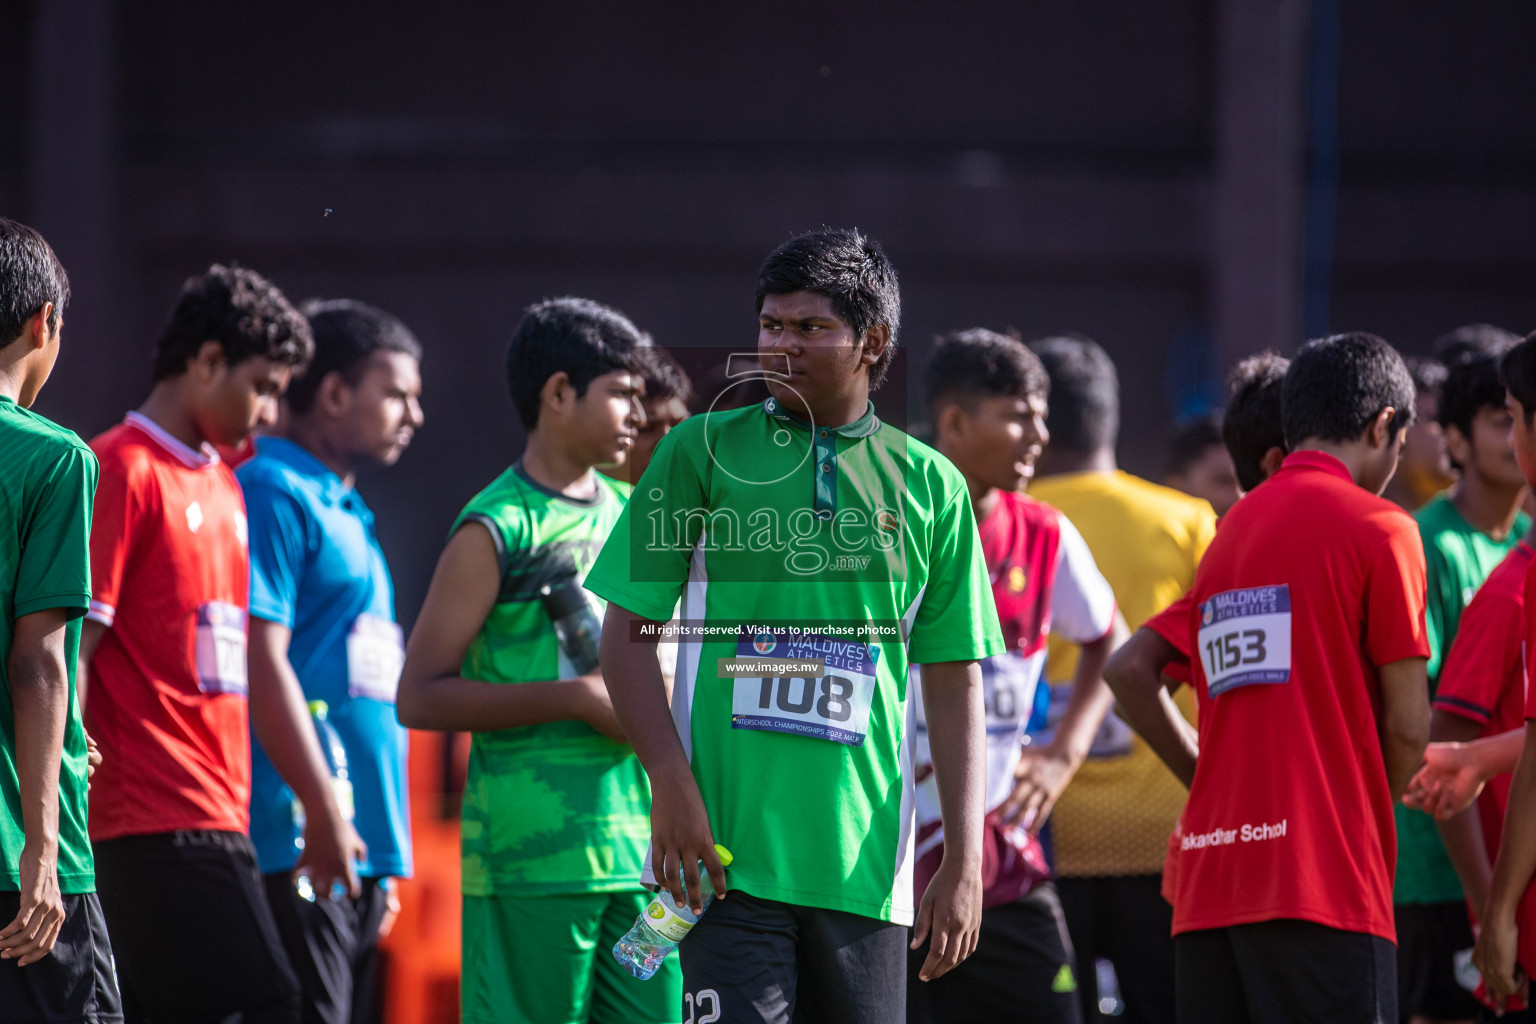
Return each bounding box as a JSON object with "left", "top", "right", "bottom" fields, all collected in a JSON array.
[
  {"left": 1115, "top": 333, "right": 1431, "bottom": 1023},
  {"left": 908, "top": 330, "right": 1122, "bottom": 1024},
  {"left": 1469, "top": 334, "right": 1536, "bottom": 1016},
  {"left": 79, "top": 266, "right": 335, "bottom": 1024}
]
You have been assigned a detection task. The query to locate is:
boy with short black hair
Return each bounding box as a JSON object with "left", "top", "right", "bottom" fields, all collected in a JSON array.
[
  {"left": 602, "top": 343, "right": 693, "bottom": 486},
  {"left": 0, "top": 218, "right": 122, "bottom": 1023},
  {"left": 587, "top": 229, "right": 1000, "bottom": 1024},
  {"left": 908, "top": 328, "right": 1122, "bottom": 1024},
  {"left": 1385, "top": 355, "right": 1454, "bottom": 513},
  {"left": 82, "top": 263, "right": 315, "bottom": 1022},
  {"left": 242, "top": 298, "right": 425, "bottom": 1024},
  {"left": 396, "top": 297, "right": 662, "bottom": 1024},
  {"left": 1134, "top": 332, "right": 1431, "bottom": 1023},
  {"left": 1395, "top": 339, "right": 1528, "bottom": 1024}
]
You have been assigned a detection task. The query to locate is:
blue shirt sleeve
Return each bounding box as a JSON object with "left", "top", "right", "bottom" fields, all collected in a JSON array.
[{"left": 243, "top": 475, "right": 310, "bottom": 628}]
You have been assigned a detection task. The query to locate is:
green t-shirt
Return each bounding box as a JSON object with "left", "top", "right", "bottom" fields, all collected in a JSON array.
[
  {"left": 0, "top": 396, "right": 98, "bottom": 894},
  {"left": 585, "top": 398, "right": 1004, "bottom": 925},
  {"left": 453, "top": 464, "right": 649, "bottom": 897},
  {"left": 1395, "top": 492, "right": 1531, "bottom": 904}
]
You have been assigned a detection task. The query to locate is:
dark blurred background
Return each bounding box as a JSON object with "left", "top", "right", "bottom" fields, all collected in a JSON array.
[{"left": 7, "top": 0, "right": 1536, "bottom": 627}]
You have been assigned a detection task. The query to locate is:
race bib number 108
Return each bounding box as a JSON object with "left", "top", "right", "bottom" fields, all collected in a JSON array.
[
  {"left": 1198, "top": 584, "right": 1292, "bottom": 697},
  {"left": 731, "top": 631, "right": 879, "bottom": 746}
]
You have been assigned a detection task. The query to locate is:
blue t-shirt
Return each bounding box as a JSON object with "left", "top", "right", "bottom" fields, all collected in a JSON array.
[{"left": 239, "top": 437, "right": 412, "bottom": 878}]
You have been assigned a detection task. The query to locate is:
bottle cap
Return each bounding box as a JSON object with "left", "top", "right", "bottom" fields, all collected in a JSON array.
[
  {"left": 714, "top": 844, "right": 734, "bottom": 867},
  {"left": 307, "top": 700, "right": 329, "bottom": 719}
]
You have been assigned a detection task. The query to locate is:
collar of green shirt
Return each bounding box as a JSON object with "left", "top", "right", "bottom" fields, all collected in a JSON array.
[{"left": 760, "top": 397, "right": 881, "bottom": 518}]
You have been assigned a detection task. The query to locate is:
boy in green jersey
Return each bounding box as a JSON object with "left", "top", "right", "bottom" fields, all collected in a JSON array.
[
  {"left": 587, "top": 230, "right": 1001, "bottom": 1024},
  {"left": 0, "top": 219, "right": 121, "bottom": 1020},
  {"left": 397, "top": 298, "right": 665, "bottom": 1024},
  {"left": 1392, "top": 335, "right": 1530, "bottom": 1023}
]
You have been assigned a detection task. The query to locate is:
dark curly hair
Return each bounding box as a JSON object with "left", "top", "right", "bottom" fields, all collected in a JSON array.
[
  {"left": 0, "top": 218, "right": 69, "bottom": 344},
  {"left": 754, "top": 229, "right": 902, "bottom": 390},
  {"left": 152, "top": 264, "right": 313, "bottom": 381}
]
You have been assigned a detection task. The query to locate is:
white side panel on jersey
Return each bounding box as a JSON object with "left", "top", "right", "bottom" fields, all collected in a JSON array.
[{"left": 641, "top": 528, "right": 711, "bottom": 888}]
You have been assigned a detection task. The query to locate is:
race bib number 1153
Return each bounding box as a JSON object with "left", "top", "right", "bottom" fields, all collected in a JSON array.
[{"left": 1198, "top": 584, "right": 1292, "bottom": 697}]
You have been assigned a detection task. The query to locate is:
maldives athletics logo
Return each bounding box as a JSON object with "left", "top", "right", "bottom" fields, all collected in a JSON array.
[{"left": 752, "top": 632, "right": 778, "bottom": 655}]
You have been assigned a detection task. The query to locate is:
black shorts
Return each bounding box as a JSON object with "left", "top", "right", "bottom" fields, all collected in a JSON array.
[
  {"left": 263, "top": 873, "right": 390, "bottom": 1024},
  {"left": 1056, "top": 874, "right": 1174, "bottom": 1024},
  {"left": 0, "top": 891, "right": 121, "bottom": 1024},
  {"left": 908, "top": 882, "right": 1083, "bottom": 1024},
  {"left": 94, "top": 830, "right": 300, "bottom": 1024},
  {"left": 1395, "top": 900, "right": 1480, "bottom": 1020},
  {"left": 677, "top": 889, "right": 907, "bottom": 1024},
  {"left": 1175, "top": 919, "right": 1396, "bottom": 1024}
]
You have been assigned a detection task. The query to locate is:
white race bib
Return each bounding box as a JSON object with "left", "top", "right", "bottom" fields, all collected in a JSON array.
[
  {"left": 1197, "top": 585, "right": 1292, "bottom": 697},
  {"left": 347, "top": 613, "right": 405, "bottom": 704},
  {"left": 195, "top": 602, "right": 248, "bottom": 696},
  {"left": 730, "top": 631, "right": 878, "bottom": 747}
]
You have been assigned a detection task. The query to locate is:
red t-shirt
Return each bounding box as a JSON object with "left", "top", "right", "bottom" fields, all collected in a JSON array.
[
  {"left": 1171, "top": 451, "right": 1429, "bottom": 943},
  {"left": 86, "top": 413, "right": 252, "bottom": 839},
  {"left": 1433, "top": 542, "right": 1531, "bottom": 862}
]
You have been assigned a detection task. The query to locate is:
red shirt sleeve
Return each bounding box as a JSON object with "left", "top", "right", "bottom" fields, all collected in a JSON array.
[
  {"left": 88, "top": 447, "right": 149, "bottom": 627},
  {"left": 1146, "top": 591, "right": 1194, "bottom": 661},
  {"left": 1364, "top": 518, "right": 1431, "bottom": 667},
  {"left": 1436, "top": 580, "right": 1522, "bottom": 727}
]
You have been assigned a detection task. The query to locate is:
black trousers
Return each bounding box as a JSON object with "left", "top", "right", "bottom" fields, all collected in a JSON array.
[
  {"left": 263, "top": 874, "right": 390, "bottom": 1024},
  {"left": 908, "top": 882, "right": 1084, "bottom": 1024},
  {"left": 678, "top": 889, "right": 908, "bottom": 1024},
  {"left": 0, "top": 891, "right": 122, "bottom": 1023},
  {"left": 1175, "top": 919, "right": 1396, "bottom": 1024},
  {"left": 1057, "top": 874, "right": 1176, "bottom": 1024},
  {"left": 94, "top": 830, "right": 300, "bottom": 1024}
]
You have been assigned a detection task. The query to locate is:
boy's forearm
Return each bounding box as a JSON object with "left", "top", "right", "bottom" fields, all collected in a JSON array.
[
  {"left": 397, "top": 673, "right": 601, "bottom": 733},
  {"left": 1103, "top": 628, "right": 1197, "bottom": 787},
  {"left": 920, "top": 661, "right": 986, "bottom": 865},
  {"left": 9, "top": 630, "right": 68, "bottom": 858},
  {"left": 1484, "top": 728, "right": 1536, "bottom": 923},
  {"left": 247, "top": 633, "right": 344, "bottom": 819},
  {"left": 1431, "top": 709, "right": 1494, "bottom": 913},
  {"left": 598, "top": 606, "right": 691, "bottom": 783}
]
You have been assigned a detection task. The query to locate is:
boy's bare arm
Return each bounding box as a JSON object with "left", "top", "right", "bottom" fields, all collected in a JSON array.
[{"left": 397, "top": 523, "right": 619, "bottom": 737}]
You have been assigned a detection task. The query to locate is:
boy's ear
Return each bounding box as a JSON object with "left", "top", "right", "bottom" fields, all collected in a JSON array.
[
  {"left": 1259, "top": 446, "right": 1287, "bottom": 481},
  {"left": 1443, "top": 423, "right": 1473, "bottom": 469},
  {"left": 860, "top": 324, "right": 891, "bottom": 367},
  {"left": 189, "top": 339, "right": 228, "bottom": 383},
  {"left": 1367, "top": 406, "right": 1398, "bottom": 450},
  {"left": 539, "top": 370, "right": 572, "bottom": 419},
  {"left": 933, "top": 400, "right": 968, "bottom": 446}
]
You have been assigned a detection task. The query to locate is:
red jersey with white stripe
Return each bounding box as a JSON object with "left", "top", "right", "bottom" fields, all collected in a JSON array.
[
  {"left": 1173, "top": 451, "right": 1428, "bottom": 943},
  {"left": 86, "top": 412, "right": 252, "bottom": 839},
  {"left": 912, "top": 491, "right": 1116, "bottom": 905}
]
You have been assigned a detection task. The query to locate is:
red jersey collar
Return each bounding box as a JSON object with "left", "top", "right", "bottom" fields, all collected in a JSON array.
[
  {"left": 124, "top": 411, "right": 220, "bottom": 470},
  {"left": 1280, "top": 449, "right": 1353, "bottom": 483}
]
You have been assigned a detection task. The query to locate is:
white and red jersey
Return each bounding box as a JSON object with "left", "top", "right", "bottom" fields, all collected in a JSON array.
[
  {"left": 86, "top": 412, "right": 253, "bottom": 840},
  {"left": 912, "top": 491, "right": 1116, "bottom": 905}
]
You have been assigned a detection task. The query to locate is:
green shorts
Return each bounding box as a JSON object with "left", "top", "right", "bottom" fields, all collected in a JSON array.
[{"left": 462, "top": 890, "right": 682, "bottom": 1024}]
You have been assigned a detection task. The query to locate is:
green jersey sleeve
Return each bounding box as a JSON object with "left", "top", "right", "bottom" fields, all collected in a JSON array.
[
  {"left": 587, "top": 426, "right": 707, "bottom": 622},
  {"left": 907, "top": 487, "right": 1005, "bottom": 664},
  {"left": 16, "top": 444, "right": 98, "bottom": 620}
]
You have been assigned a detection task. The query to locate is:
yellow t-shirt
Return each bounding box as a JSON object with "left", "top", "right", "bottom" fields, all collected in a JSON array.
[{"left": 1027, "top": 470, "right": 1217, "bottom": 877}]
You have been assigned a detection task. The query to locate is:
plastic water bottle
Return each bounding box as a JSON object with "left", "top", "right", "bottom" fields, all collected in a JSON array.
[
  {"left": 294, "top": 700, "right": 356, "bottom": 903},
  {"left": 613, "top": 845, "right": 734, "bottom": 980}
]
